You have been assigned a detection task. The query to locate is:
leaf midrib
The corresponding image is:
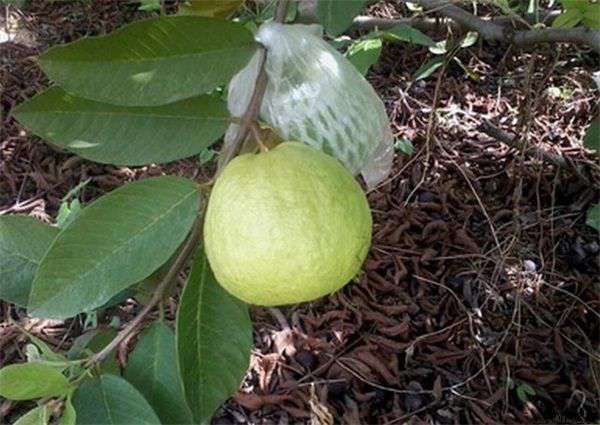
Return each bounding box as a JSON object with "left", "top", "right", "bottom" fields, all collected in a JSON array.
[
  {"left": 195, "top": 255, "right": 209, "bottom": 419},
  {"left": 100, "top": 378, "right": 116, "bottom": 424},
  {"left": 43, "top": 44, "right": 254, "bottom": 66},
  {"left": 18, "top": 109, "right": 229, "bottom": 122}
]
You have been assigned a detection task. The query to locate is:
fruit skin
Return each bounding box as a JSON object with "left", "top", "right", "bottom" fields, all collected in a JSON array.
[{"left": 204, "top": 142, "right": 372, "bottom": 306}]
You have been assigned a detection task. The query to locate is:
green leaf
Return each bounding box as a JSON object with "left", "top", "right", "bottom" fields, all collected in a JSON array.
[
  {"left": 586, "top": 203, "right": 600, "bottom": 231},
  {"left": 134, "top": 0, "right": 161, "bottom": 11},
  {"left": 584, "top": 118, "right": 599, "bottom": 151},
  {"left": 56, "top": 199, "right": 82, "bottom": 229},
  {"left": 72, "top": 375, "right": 160, "bottom": 424},
  {"left": 560, "top": 0, "right": 593, "bottom": 13},
  {"left": 346, "top": 38, "right": 382, "bottom": 76},
  {"left": 394, "top": 138, "right": 414, "bottom": 156},
  {"left": 379, "top": 24, "right": 434, "bottom": 46},
  {"left": 0, "top": 363, "right": 70, "bottom": 400},
  {"left": 428, "top": 39, "right": 448, "bottom": 55},
  {"left": 24, "top": 333, "right": 68, "bottom": 365},
  {"left": 125, "top": 323, "right": 193, "bottom": 425},
  {"left": 552, "top": 9, "right": 583, "bottom": 28},
  {"left": 176, "top": 248, "right": 252, "bottom": 424},
  {"left": 198, "top": 148, "right": 216, "bottom": 166},
  {"left": 13, "top": 405, "right": 51, "bottom": 425},
  {"left": 316, "top": 0, "right": 367, "bottom": 36},
  {"left": 14, "top": 87, "right": 230, "bottom": 166},
  {"left": 0, "top": 215, "right": 58, "bottom": 306},
  {"left": 39, "top": 16, "right": 256, "bottom": 106},
  {"left": 29, "top": 176, "right": 200, "bottom": 319},
  {"left": 460, "top": 31, "right": 479, "bottom": 48},
  {"left": 59, "top": 398, "right": 76, "bottom": 425},
  {"left": 516, "top": 382, "right": 536, "bottom": 402},
  {"left": 414, "top": 56, "right": 444, "bottom": 80}
]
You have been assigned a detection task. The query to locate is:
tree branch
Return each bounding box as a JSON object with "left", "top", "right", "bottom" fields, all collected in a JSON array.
[
  {"left": 478, "top": 120, "right": 591, "bottom": 185},
  {"left": 217, "top": 0, "right": 289, "bottom": 171},
  {"left": 415, "top": 0, "right": 600, "bottom": 52},
  {"left": 89, "top": 216, "right": 203, "bottom": 366},
  {"left": 478, "top": 120, "right": 567, "bottom": 168},
  {"left": 349, "top": 11, "right": 560, "bottom": 33}
]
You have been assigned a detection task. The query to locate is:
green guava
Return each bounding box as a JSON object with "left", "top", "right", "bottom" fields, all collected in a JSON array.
[{"left": 203, "top": 142, "right": 372, "bottom": 306}]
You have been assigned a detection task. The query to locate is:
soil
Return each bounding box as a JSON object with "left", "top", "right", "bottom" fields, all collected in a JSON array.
[{"left": 1, "top": 1, "right": 599, "bottom": 424}]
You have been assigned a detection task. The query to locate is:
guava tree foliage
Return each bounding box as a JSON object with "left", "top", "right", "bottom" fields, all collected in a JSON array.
[
  {"left": 1, "top": 0, "right": 599, "bottom": 424},
  {"left": 0, "top": 1, "right": 382, "bottom": 423}
]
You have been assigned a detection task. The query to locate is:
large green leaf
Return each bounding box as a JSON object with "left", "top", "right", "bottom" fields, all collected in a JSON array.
[
  {"left": 316, "top": 0, "right": 367, "bottom": 36},
  {"left": 176, "top": 248, "right": 252, "bottom": 424},
  {"left": 13, "top": 87, "right": 230, "bottom": 166},
  {"left": 39, "top": 16, "right": 256, "bottom": 106},
  {"left": 72, "top": 375, "right": 160, "bottom": 425},
  {"left": 28, "top": 176, "right": 200, "bottom": 319},
  {"left": 125, "top": 322, "right": 193, "bottom": 424},
  {"left": 13, "top": 405, "right": 51, "bottom": 425},
  {"left": 0, "top": 216, "right": 58, "bottom": 306},
  {"left": 0, "top": 363, "right": 70, "bottom": 400}
]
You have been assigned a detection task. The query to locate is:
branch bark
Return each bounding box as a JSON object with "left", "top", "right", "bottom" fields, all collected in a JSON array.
[
  {"left": 349, "top": 10, "right": 561, "bottom": 32},
  {"left": 218, "top": 0, "right": 289, "bottom": 170},
  {"left": 415, "top": 0, "right": 600, "bottom": 52}
]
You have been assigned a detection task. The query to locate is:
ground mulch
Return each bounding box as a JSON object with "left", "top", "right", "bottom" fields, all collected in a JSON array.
[{"left": 1, "top": 1, "right": 599, "bottom": 424}]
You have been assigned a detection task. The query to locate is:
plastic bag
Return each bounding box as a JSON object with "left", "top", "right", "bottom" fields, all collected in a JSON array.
[{"left": 225, "top": 22, "right": 394, "bottom": 188}]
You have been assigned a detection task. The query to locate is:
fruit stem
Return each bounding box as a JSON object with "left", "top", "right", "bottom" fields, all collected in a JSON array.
[{"left": 250, "top": 122, "right": 269, "bottom": 152}]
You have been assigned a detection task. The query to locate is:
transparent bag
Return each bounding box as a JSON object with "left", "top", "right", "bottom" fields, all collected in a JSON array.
[{"left": 225, "top": 22, "right": 394, "bottom": 188}]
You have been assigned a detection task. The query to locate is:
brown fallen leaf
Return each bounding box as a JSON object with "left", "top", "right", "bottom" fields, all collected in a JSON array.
[{"left": 233, "top": 393, "right": 292, "bottom": 411}]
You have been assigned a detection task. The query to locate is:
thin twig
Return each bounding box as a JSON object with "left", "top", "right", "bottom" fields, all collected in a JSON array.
[
  {"left": 331, "top": 356, "right": 434, "bottom": 395},
  {"left": 403, "top": 52, "right": 452, "bottom": 204},
  {"left": 479, "top": 118, "right": 591, "bottom": 184},
  {"left": 480, "top": 120, "right": 568, "bottom": 166},
  {"left": 89, "top": 217, "right": 203, "bottom": 366},
  {"left": 382, "top": 401, "right": 440, "bottom": 425},
  {"left": 415, "top": 0, "right": 600, "bottom": 52}
]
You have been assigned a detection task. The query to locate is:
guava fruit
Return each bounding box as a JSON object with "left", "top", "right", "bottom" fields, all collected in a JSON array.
[{"left": 204, "top": 142, "right": 372, "bottom": 306}]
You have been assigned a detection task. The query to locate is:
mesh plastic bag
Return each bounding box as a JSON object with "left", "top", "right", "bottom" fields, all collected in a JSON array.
[{"left": 225, "top": 22, "right": 394, "bottom": 188}]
